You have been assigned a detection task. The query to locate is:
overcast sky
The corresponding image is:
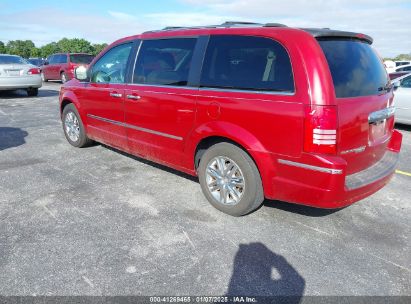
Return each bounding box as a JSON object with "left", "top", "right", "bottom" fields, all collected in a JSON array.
[{"left": 0, "top": 0, "right": 410, "bottom": 57}]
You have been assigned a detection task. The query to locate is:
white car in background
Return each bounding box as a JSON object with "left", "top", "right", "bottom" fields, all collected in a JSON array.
[
  {"left": 384, "top": 60, "right": 396, "bottom": 73},
  {"left": 0, "top": 54, "right": 42, "bottom": 96},
  {"left": 384, "top": 60, "right": 411, "bottom": 74},
  {"left": 393, "top": 73, "right": 411, "bottom": 125}
]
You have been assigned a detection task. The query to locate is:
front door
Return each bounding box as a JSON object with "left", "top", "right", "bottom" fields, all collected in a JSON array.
[{"left": 82, "top": 42, "right": 134, "bottom": 149}]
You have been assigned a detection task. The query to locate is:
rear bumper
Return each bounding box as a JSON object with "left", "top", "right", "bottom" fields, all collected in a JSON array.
[
  {"left": 260, "top": 130, "right": 402, "bottom": 209},
  {"left": 0, "top": 75, "right": 42, "bottom": 90},
  {"left": 345, "top": 151, "right": 398, "bottom": 190}
]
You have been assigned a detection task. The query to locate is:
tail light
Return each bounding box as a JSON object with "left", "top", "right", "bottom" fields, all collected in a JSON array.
[
  {"left": 304, "top": 105, "right": 338, "bottom": 154},
  {"left": 28, "top": 68, "right": 40, "bottom": 75}
]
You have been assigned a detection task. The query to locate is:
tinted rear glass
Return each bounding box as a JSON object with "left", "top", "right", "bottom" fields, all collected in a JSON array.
[
  {"left": 70, "top": 54, "right": 94, "bottom": 64},
  {"left": 318, "top": 39, "right": 389, "bottom": 98},
  {"left": 28, "top": 59, "right": 43, "bottom": 66},
  {"left": 200, "top": 35, "right": 294, "bottom": 93},
  {"left": 0, "top": 55, "right": 27, "bottom": 64}
]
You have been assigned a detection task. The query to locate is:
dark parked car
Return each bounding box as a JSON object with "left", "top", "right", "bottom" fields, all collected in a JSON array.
[
  {"left": 59, "top": 22, "right": 402, "bottom": 216},
  {"left": 41, "top": 53, "right": 94, "bottom": 83},
  {"left": 27, "top": 58, "right": 45, "bottom": 67}
]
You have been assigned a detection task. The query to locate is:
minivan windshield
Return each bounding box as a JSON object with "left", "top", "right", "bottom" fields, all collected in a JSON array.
[
  {"left": 318, "top": 39, "right": 389, "bottom": 98},
  {"left": 70, "top": 54, "right": 94, "bottom": 64},
  {"left": 0, "top": 55, "right": 28, "bottom": 65}
]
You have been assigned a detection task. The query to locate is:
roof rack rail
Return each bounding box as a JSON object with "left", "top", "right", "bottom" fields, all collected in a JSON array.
[
  {"left": 264, "top": 23, "right": 288, "bottom": 28},
  {"left": 162, "top": 26, "right": 187, "bottom": 30},
  {"left": 220, "top": 21, "right": 263, "bottom": 27},
  {"left": 143, "top": 21, "right": 288, "bottom": 34}
]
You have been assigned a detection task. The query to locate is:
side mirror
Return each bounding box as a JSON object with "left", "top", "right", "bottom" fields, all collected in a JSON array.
[
  {"left": 43, "top": 61, "right": 49, "bottom": 66},
  {"left": 393, "top": 82, "right": 400, "bottom": 91},
  {"left": 74, "top": 66, "right": 89, "bottom": 82}
]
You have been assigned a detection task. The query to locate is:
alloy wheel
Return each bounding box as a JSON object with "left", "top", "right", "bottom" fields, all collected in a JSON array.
[
  {"left": 205, "top": 156, "right": 245, "bottom": 206},
  {"left": 64, "top": 112, "right": 80, "bottom": 142}
]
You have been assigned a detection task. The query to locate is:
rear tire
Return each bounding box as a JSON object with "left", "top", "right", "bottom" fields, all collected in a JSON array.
[
  {"left": 27, "top": 88, "right": 38, "bottom": 97},
  {"left": 198, "top": 142, "right": 264, "bottom": 216},
  {"left": 62, "top": 104, "right": 92, "bottom": 148}
]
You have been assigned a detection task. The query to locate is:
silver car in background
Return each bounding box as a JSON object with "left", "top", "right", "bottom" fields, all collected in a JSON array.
[
  {"left": 0, "top": 54, "right": 42, "bottom": 96},
  {"left": 393, "top": 73, "right": 411, "bottom": 125}
]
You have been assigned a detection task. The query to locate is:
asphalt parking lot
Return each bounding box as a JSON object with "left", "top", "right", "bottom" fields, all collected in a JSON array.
[{"left": 0, "top": 83, "right": 410, "bottom": 297}]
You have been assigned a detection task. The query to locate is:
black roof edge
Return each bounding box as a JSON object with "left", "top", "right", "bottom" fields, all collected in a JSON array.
[{"left": 302, "top": 28, "right": 373, "bottom": 44}]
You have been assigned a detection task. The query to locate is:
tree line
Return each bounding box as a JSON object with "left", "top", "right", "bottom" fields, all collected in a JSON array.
[
  {"left": 383, "top": 54, "right": 411, "bottom": 61},
  {"left": 1, "top": 38, "right": 409, "bottom": 63},
  {"left": 0, "top": 38, "right": 108, "bottom": 59}
]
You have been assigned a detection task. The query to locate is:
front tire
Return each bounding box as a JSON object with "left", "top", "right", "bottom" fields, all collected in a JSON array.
[
  {"left": 61, "top": 72, "right": 68, "bottom": 83},
  {"left": 198, "top": 142, "right": 264, "bottom": 216},
  {"left": 62, "top": 104, "right": 92, "bottom": 148},
  {"left": 27, "top": 88, "right": 38, "bottom": 97},
  {"left": 41, "top": 72, "right": 48, "bottom": 82}
]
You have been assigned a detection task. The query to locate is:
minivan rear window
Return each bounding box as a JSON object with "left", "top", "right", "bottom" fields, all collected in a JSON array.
[{"left": 318, "top": 39, "right": 389, "bottom": 98}]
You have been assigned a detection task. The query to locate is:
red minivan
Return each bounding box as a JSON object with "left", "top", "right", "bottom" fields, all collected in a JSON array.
[
  {"left": 59, "top": 22, "right": 402, "bottom": 216},
  {"left": 41, "top": 53, "right": 94, "bottom": 83}
]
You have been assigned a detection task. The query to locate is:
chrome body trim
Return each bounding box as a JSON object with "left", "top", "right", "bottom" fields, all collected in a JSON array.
[
  {"left": 126, "top": 94, "right": 141, "bottom": 100},
  {"left": 131, "top": 40, "right": 143, "bottom": 84},
  {"left": 341, "top": 146, "right": 366, "bottom": 155},
  {"left": 87, "top": 114, "right": 183, "bottom": 141},
  {"left": 278, "top": 159, "right": 343, "bottom": 175},
  {"left": 110, "top": 93, "right": 122, "bottom": 98},
  {"left": 368, "top": 107, "right": 395, "bottom": 124},
  {"left": 127, "top": 83, "right": 199, "bottom": 91},
  {"left": 199, "top": 87, "right": 295, "bottom": 96}
]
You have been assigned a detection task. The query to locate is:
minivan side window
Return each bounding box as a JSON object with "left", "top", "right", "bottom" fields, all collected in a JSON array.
[
  {"left": 56, "top": 54, "right": 67, "bottom": 64},
  {"left": 200, "top": 35, "right": 294, "bottom": 93},
  {"left": 48, "top": 55, "right": 56, "bottom": 64},
  {"left": 91, "top": 43, "right": 132, "bottom": 84},
  {"left": 133, "top": 38, "right": 197, "bottom": 86},
  {"left": 60, "top": 54, "right": 68, "bottom": 64}
]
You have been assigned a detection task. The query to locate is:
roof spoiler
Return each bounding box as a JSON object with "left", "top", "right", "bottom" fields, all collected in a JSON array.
[{"left": 302, "top": 28, "right": 373, "bottom": 44}]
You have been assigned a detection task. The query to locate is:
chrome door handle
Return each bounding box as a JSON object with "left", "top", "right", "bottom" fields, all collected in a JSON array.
[
  {"left": 126, "top": 94, "right": 141, "bottom": 100},
  {"left": 110, "top": 93, "right": 123, "bottom": 98}
]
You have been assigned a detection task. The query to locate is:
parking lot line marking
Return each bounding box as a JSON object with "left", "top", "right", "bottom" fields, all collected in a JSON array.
[
  {"left": 82, "top": 276, "right": 95, "bottom": 289},
  {"left": 396, "top": 170, "right": 411, "bottom": 177},
  {"left": 365, "top": 251, "right": 411, "bottom": 273},
  {"left": 183, "top": 230, "right": 197, "bottom": 251}
]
